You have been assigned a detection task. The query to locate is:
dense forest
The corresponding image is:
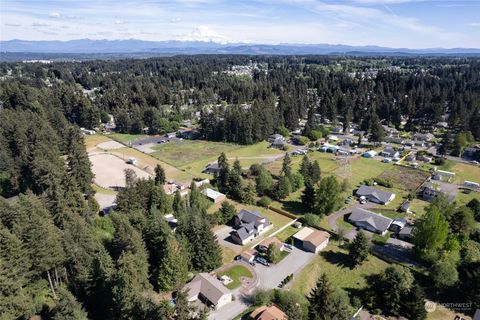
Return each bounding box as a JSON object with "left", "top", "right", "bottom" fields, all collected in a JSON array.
[{"left": 1, "top": 56, "right": 479, "bottom": 319}]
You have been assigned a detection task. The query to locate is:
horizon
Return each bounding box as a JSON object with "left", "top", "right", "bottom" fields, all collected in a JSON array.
[{"left": 1, "top": 0, "right": 480, "bottom": 49}]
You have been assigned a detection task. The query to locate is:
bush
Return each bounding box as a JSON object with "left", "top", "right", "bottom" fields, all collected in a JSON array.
[
  {"left": 258, "top": 196, "right": 272, "bottom": 208},
  {"left": 374, "top": 177, "right": 393, "bottom": 188},
  {"left": 296, "top": 136, "right": 310, "bottom": 145},
  {"left": 249, "top": 163, "right": 263, "bottom": 176},
  {"left": 434, "top": 157, "right": 446, "bottom": 166},
  {"left": 302, "top": 213, "right": 320, "bottom": 227},
  {"left": 308, "top": 130, "right": 323, "bottom": 141},
  {"left": 363, "top": 178, "right": 375, "bottom": 186}
]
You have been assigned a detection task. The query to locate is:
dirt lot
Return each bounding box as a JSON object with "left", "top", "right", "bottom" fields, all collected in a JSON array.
[
  {"left": 378, "top": 165, "right": 430, "bottom": 192},
  {"left": 97, "top": 140, "right": 125, "bottom": 150},
  {"left": 90, "top": 153, "right": 151, "bottom": 189}
]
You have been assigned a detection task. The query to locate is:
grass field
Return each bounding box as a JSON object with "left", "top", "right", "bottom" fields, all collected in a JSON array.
[
  {"left": 110, "top": 133, "right": 147, "bottom": 144},
  {"left": 264, "top": 151, "right": 338, "bottom": 176},
  {"left": 274, "top": 225, "right": 299, "bottom": 242},
  {"left": 344, "top": 157, "right": 393, "bottom": 188},
  {"left": 291, "top": 241, "right": 390, "bottom": 298},
  {"left": 217, "top": 265, "right": 253, "bottom": 289},
  {"left": 84, "top": 134, "right": 112, "bottom": 151},
  {"left": 451, "top": 162, "right": 480, "bottom": 184}
]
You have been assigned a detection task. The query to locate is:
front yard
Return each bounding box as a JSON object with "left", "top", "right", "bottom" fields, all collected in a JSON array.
[{"left": 217, "top": 264, "right": 254, "bottom": 289}]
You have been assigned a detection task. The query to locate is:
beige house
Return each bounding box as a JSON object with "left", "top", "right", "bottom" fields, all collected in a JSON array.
[
  {"left": 183, "top": 273, "right": 232, "bottom": 310},
  {"left": 201, "top": 188, "right": 227, "bottom": 203},
  {"left": 293, "top": 227, "right": 330, "bottom": 253}
]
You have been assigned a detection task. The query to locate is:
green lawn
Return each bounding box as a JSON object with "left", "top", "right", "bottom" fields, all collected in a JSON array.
[
  {"left": 291, "top": 241, "right": 390, "bottom": 298},
  {"left": 110, "top": 133, "right": 147, "bottom": 144},
  {"left": 345, "top": 157, "right": 393, "bottom": 188},
  {"left": 451, "top": 162, "right": 480, "bottom": 184},
  {"left": 217, "top": 265, "right": 253, "bottom": 289},
  {"left": 275, "top": 225, "right": 299, "bottom": 242}
]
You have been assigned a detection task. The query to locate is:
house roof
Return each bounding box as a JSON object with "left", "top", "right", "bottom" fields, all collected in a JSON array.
[
  {"left": 233, "top": 227, "right": 254, "bottom": 241},
  {"left": 261, "top": 237, "right": 284, "bottom": 250},
  {"left": 349, "top": 208, "right": 393, "bottom": 233},
  {"left": 400, "top": 201, "right": 410, "bottom": 211},
  {"left": 250, "top": 305, "right": 287, "bottom": 320},
  {"left": 382, "top": 147, "right": 397, "bottom": 155},
  {"left": 391, "top": 218, "right": 407, "bottom": 229},
  {"left": 238, "top": 209, "right": 264, "bottom": 224},
  {"left": 202, "top": 188, "right": 225, "bottom": 200},
  {"left": 241, "top": 249, "right": 257, "bottom": 261},
  {"left": 304, "top": 230, "right": 330, "bottom": 247},
  {"left": 399, "top": 225, "right": 413, "bottom": 236},
  {"left": 183, "top": 273, "right": 230, "bottom": 305},
  {"left": 356, "top": 185, "right": 395, "bottom": 204},
  {"left": 293, "top": 227, "right": 315, "bottom": 241}
]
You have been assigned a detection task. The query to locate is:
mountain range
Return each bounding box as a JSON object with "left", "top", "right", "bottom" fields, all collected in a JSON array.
[{"left": 1, "top": 39, "right": 480, "bottom": 60}]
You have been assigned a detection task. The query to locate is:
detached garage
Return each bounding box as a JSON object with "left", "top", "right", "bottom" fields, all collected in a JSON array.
[{"left": 293, "top": 227, "right": 330, "bottom": 253}]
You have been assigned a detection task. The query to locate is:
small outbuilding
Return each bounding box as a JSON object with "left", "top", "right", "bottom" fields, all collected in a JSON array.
[
  {"left": 363, "top": 150, "right": 377, "bottom": 158},
  {"left": 202, "top": 188, "right": 226, "bottom": 203}
]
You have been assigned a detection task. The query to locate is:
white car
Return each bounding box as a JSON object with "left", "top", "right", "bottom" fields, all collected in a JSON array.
[{"left": 471, "top": 160, "right": 479, "bottom": 165}]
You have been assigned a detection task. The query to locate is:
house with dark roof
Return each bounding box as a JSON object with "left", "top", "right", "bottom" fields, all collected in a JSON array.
[
  {"left": 420, "top": 181, "right": 455, "bottom": 202},
  {"left": 183, "top": 273, "right": 232, "bottom": 310},
  {"left": 270, "top": 137, "right": 286, "bottom": 149},
  {"left": 380, "top": 147, "right": 399, "bottom": 158},
  {"left": 202, "top": 162, "right": 221, "bottom": 174},
  {"left": 398, "top": 225, "right": 414, "bottom": 242},
  {"left": 356, "top": 185, "right": 396, "bottom": 205},
  {"left": 231, "top": 209, "right": 272, "bottom": 245},
  {"left": 389, "top": 218, "right": 407, "bottom": 232},
  {"left": 348, "top": 208, "right": 393, "bottom": 235},
  {"left": 413, "top": 132, "right": 434, "bottom": 142}
]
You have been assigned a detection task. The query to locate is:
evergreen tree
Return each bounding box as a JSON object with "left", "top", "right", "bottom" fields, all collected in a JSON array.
[
  {"left": 216, "top": 201, "right": 237, "bottom": 225},
  {"left": 273, "top": 175, "right": 292, "bottom": 200},
  {"left": 216, "top": 152, "right": 230, "bottom": 193},
  {"left": 228, "top": 160, "right": 243, "bottom": 200},
  {"left": 413, "top": 206, "right": 449, "bottom": 262},
  {"left": 267, "top": 243, "right": 281, "bottom": 263},
  {"left": 154, "top": 164, "right": 166, "bottom": 185},
  {"left": 281, "top": 153, "right": 292, "bottom": 178},
  {"left": 312, "top": 176, "right": 342, "bottom": 217},
  {"left": 242, "top": 183, "right": 256, "bottom": 205},
  {"left": 402, "top": 284, "right": 427, "bottom": 320},
  {"left": 307, "top": 273, "right": 350, "bottom": 320},
  {"left": 157, "top": 236, "right": 190, "bottom": 292},
  {"left": 65, "top": 127, "right": 94, "bottom": 196},
  {"left": 349, "top": 231, "right": 370, "bottom": 266},
  {"left": 52, "top": 287, "right": 88, "bottom": 320},
  {"left": 255, "top": 169, "right": 273, "bottom": 195},
  {"left": 174, "top": 289, "right": 195, "bottom": 320},
  {"left": 302, "top": 179, "right": 316, "bottom": 211}
]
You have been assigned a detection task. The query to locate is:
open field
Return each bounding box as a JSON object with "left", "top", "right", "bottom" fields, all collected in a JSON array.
[
  {"left": 85, "top": 134, "right": 111, "bottom": 151},
  {"left": 90, "top": 153, "right": 151, "bottom": 189},
  {"left": 217, "top": 265, "right": 253, "bottom": 289},
  {"left": 451, "top": 162, "right": 480, "bottom": 184},
  {"left": 343, "top": 157, "right": 393, "bottom": 188},
  {"left": 378, "top": 165, "right": 430, "bottom": 192},
  {"left": 110, "top": 133, "right": 147, "bottom": 144},
  {"left": 264, "top": 151, "right": 338, "bottom": 176},
  {"left": 290, "top": 241, "right": 390, "bottom": 297}
]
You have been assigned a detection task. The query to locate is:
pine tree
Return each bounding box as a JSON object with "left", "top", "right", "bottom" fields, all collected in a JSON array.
[
  {"left": 274, "top": 175, "right": 292, "bottom": 200},
  {"left": 154, "top": 164, "right": 166, "bottom": 185},
  {"left": 255, "top": 169, "right": 273, "bottom": 195},
  {"left": 312, "top": 176, "right": 342, "bottom": 217},
  {"left": 300, "top": 155, "right": 311, "bottom": 179},
  {"left": 52, "top": 287, "right": 88, "bottom": 320},
  {"left": 157, "top": 236, "right": 190, "bottom": 292},
  {"left": 310, "top": 160, "right": 321, "bottom": 184},
  {"left": 402, "top": 284, "right": 427, "bottom": 320},
  {"left": 174, "top": 289, "right": 195, "bottom": 320},
  {"left": 242, "top": 183, "right": 256, "bottom": 205},
  {"left": 217, "top": 152, "right": 230, "bottom": 193},
  {"left": 307, "top": 273, "right": 350, "bottom": 320},
  {"left": 65, "top": 127, "right": 94, "bottom": 196},
  {"left": 302, "top": 179, "right": 316, "bottom": 211},
  {"left": 349, "top": 231, "right": 370, "bottom": 266},
  {"left": 281, "top": 153, "right": 292, "bottom": 178}
]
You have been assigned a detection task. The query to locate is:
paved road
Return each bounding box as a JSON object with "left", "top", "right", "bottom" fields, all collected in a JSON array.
[
  {"left": 327, "top": 202, "right": 376, "bottom": 232},
  {"left": 255, "top": 246, "right": 316, "bottom": 290}
]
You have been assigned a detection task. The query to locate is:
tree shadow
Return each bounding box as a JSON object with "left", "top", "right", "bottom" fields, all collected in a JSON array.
[
  {"left": 320, "top": 250, "right": 353, "bottom": 269},
  {"left": 281, "top": 200, "right": 306, "bottom": 215}
]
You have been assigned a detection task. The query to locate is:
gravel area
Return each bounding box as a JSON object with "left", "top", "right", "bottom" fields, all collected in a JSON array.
[{"left": 97, "top": 140, "right": 125, "bottom": 150}]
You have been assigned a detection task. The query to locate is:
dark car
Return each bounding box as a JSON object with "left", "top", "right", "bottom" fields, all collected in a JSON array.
[
  {"left": 234, "top": 255, "right": 242, "bottom": 261},
  {"left": 256, "top": 257, "right": 270, "bottom": 267},
  {"left": 257, "top": 245, "right": 268, "bottom": 253}
]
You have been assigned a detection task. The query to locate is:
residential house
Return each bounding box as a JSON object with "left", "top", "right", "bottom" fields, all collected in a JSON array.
[
  {"left": 259, "top": 237, "right": 285, "bottom": 252},
  {"left": 328, "top": 135, "right": 339, "bottom": 142},
  {"left": 271, "top": 137, "right": 286, "bottom": 149},
  {"left": 250, "top": 305, "right": 288, "bottom": 320},
  {"left": 389, "top": 218, "right": 407, "bottom": 232},
  {"left": 320, "top": 144, "right": 339, "bottom": 153},
  {"left": 432, "top": 169, "right": 455, "bottom": 182},
  {"left": 464, "top": 181, "right": 480, "bottom": 190},
  {"left": 231, "top": 209, "right": 272, "bottom": 245},
  {"left": 463, "top": 146, "right": 480, "bottom": 160},
  {"left": 165, "top": 132, "right": 177, "bottom": 139},
  {"left": 385, "top": 136, "right": 405, "bottom": 144},
  {"left": 413, "top": 133, "right": 434, "bottom": 142},
  {"left": 348, "top": 208, "right": 393, "bottom": 235},
  {"left": 400, "top": 200, "right": 411, "bottom": 213},
  {"left": 380, "top": 147, "right": 399, "bottom": 158},
  {"left": 362, "top": 150, "right": 377, "bottom": 158},
  {"left": 397, "top": 225, "right": 414, "bottom": 242},
  {"left": 293, "top": 227, "right": 330, "bottom": 253},
  {"left": 203, "top": 163, "right": 221, "bottom": 174},
  {"left": 406, "top": 153, "right": 416, "bottom": 162},
  {"left": 382, "top": 125, "right": 399, "bottom": 137},
  {"left": 240, "top": 248, "right": 257, "bottom": 264},
  {"left": 183, "top": 273, "right": 232, "bottom": 310},
  {"left": 194, "top": 179, "right": 210, "bottom": 188},
  {"left": 352, "top": 129, "right": 365, "bottom": 136},
  {"left": 268, "top": 134, "right": 285, "bottom": 143},
  {"left": 356, "top": 185, "right": 396, "bottom": 205},
  {"left": 420, "top": 182, "right": 455, "bottom": 202},
  {"left": 202, "top": 188, "right": 226, "bottom": 203}
]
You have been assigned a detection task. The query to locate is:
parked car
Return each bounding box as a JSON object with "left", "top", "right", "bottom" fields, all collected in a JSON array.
[
  {"left": 359, "top": 196, "right": 367, "bottom": 204},
  {"left": 256, "top": 257, "right": 270, "bottom": 267},
  {"left": 284, "top": 243, "right": 293, "bottom": 250},
  {"left": 257, "top": 245, "right": 268, "bottom": 253},
  {"left": 249, "top": 261, "right": 256, "bottom": 267},
  {"left": 471, "top": 160, "right": 479, "bottom": 165},
  {"left": 234, "top": 255, "right": 241, "bottom": 261}
]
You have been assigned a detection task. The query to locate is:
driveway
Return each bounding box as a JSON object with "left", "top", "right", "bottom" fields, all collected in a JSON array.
[
  {"left": 328, "top": 202, "right": 376, "bottom": 232},
  {"left": 208, "top": 292, "right": 251, "bottom": 320},
  {"left": 254, "top": 246, "right": 316, "bottom": 290},
  {"left": 214, "top": 225, "right": 243, "bottom": 253}
]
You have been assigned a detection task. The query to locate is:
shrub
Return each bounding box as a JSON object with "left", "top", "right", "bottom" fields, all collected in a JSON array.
[
  {"left": 258, "top": 196, "right": 272, "bottom": 208},
  {"left": 296, "top": 136, "right": 310, "bottom": 145},
  {"left": 374, "top": 177, "right": 393, "bottom": 188},
  {"left": 302, "top": 213, "right": 320, "bottom": 227},
  {"left": 434, "top": 157, "right": 445, "bottom": 166}
]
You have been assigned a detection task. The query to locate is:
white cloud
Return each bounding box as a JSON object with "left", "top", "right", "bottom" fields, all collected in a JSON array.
[
  {"left": 170, "top": 17, "right": 181, "bottom": 23},
  {"left": 114, "top": 20, "right": 126, "bottom": 25},
  {"left": 5, "top": 23, "right": 21, "bottom": 27},
  {"left": 469, "top": 22, "right": 480, "bottom": 27},
  {"left": 49, "top": 12, "right": 61, "bottom": 18},
  {"left": 32, "top": 22, "right": 51, "bottom": 27}
]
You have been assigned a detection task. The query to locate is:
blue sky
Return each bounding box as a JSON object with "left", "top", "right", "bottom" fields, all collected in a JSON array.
[{"left": 1, "top": 0, "right": 479, "bottom": 48}]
